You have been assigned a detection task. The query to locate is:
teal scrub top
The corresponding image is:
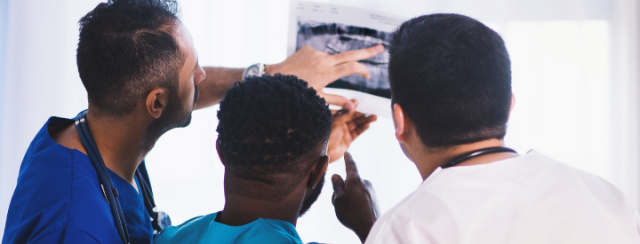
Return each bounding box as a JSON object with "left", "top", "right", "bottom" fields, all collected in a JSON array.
[{"left": 154, "top": 212, "right": 316, "bottom": 244}]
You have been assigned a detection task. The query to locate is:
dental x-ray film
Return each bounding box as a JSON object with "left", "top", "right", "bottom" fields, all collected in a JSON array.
[{"left": 288, "top": 1, "right": 407, "bottom": 118}]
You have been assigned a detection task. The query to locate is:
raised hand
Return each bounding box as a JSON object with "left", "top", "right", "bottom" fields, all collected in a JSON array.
[
  {"left": 327, "top": 101, "right": 377, "bottom": 163},
  {"left": 332, "top": 152, "right": 379, "bottom": 243}
]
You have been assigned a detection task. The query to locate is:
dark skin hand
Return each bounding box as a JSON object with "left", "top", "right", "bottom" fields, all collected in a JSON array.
[
  {"left": 328, "top": 101, "right": 377, "bottom": 163},
  {"left": 332, "top": 152, "right": 379, "bottom": 243}
]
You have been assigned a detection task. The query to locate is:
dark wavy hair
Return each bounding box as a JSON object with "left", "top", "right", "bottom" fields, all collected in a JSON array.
[
  {"left": 217, "top": 74, "right": 332, "bottom": 187},
  {"left": 389, "top": 14, "right": 512, "bottom": 148},
  {"left": 77, "top": 0, "right": 183, "bottom": 117}
]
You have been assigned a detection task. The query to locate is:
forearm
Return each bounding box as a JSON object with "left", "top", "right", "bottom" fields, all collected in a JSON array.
[
  {"left": 195, "top": 67, "right": 244, "bottom": 109},
  {"left": 194, "top": 45, "right": 381, "bottom": 109}
]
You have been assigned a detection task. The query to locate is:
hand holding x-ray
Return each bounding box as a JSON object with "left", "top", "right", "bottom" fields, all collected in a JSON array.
[
  {"left": 267, "top": 44, "right": 384, "bottom": 110},
  {"left": 327, "top": 100, "right": 377, "bottom": 163}
]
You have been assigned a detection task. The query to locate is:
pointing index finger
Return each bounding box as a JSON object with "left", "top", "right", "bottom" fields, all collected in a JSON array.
[
  {"left": 330, "top": 44, "right": 384, "bottom": 65},
  {"left": 344, "top": 152, "right": 360, "bottom": 178}
]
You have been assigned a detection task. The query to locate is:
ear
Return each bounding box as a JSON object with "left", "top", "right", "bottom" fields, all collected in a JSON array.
[
  {"left": 509, "top": 92, "right": 516, "bottom": 114},
  {"left": 215, "top": 138, "right": 225, "bottom": 166},
  {"left": 145, "top": 88, "right": 170, "bottom": 119},
  {"left": 308, "top": 155, "right": 329, "bottom": 189},
  {"left": 393, "top": 103, "right": 410, "bottom": 144}
]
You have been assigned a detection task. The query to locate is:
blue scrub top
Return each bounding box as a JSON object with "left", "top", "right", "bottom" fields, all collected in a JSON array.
[
  {"left": 2, "top": 117, "right": 153, "bottom": 244},
  {"left": 154, "top": 212, "right": 311, "bottom": 244}
]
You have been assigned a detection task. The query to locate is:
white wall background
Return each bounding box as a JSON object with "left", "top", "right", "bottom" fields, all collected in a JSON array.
[{"left": 1, "top": 0, "right": 639, "bottom": 243}]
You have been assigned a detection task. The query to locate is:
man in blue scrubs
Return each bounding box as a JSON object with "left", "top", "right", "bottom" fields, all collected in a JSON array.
[
  {"left": 154, "top": 75, "right": 379, "bottom": 244},
  {"left": 2, "top": 0, "right": 380, "bottom": 243}
]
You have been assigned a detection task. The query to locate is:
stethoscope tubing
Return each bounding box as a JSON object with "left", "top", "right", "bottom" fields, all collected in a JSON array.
[
  {"left": 441, "top": 146, "right": 517, "bottom": 168},
  {"left": 75, "top": 111, "right": 131, "bottom": 244}
]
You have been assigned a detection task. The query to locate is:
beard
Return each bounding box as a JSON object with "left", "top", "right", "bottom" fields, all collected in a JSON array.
[
  {"left": 141, "top": 86, "right": 197, "bottom": 152},
  {"left": 299, "top": 173, "right": 326, "bottom": 217}
]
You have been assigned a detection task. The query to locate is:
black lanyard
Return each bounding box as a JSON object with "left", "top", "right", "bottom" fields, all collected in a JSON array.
[
  {"left": 441, "top": 147, "right": 517, "bottom": 168},
  {"left": 74, "top": 110, "right": 170, "bottom": 243}
]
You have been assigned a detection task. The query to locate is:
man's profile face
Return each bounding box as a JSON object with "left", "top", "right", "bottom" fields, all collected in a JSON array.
[
  {"left": 175, "top": 22, "right": 206, "bottom": 115},
  {"left": 155, "top": 22, "right": 206, "bottom": 130},
  {"left": 144, "top": 22, "right": 205, "bottom": 145}
]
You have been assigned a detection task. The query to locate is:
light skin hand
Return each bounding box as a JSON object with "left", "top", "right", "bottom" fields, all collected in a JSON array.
[
  {"left": 332, "top": 152, "right": 379, "bottom": 243},
  {"left": 328, "top": 100, "right": 377, "bottom": 163},
  {"left": 267, "top": 44, "right": 384, "bottom": 110}
]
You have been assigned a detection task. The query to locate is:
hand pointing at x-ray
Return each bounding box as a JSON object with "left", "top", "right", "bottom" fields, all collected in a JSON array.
[
  {"left": 331, "top": 152, "right": 379, "bottom": 243},
  {"left": 267, "top": 44, "right": 384, "bottom": 110}
]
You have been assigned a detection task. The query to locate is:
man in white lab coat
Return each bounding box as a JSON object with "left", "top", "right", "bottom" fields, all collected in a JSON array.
[{"left": 357, "top": 13, "right": 640, "bottom": 244}]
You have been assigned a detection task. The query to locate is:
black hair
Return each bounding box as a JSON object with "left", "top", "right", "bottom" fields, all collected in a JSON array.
[
  {"left": 389, "top": 13, "right": 512, "bottom": 148},
  {"left": 217, "top": 74, "right": 332, "bottom": 187},
  {"left": 77, "top": 0, "right": 183, "bottom": 117}
]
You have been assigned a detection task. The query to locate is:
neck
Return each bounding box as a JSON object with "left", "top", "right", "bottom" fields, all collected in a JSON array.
[
  {"left": 86, "top": 110, "right": 152, "bottom": 184},
  {"left": 413, "top": 139, "right": 518, "bottom": 180},
  {"left": 217, "top": 172, "right": 305, "bottom": 227}
]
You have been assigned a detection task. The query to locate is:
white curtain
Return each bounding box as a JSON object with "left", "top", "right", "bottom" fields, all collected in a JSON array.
[{"left": 1, "top": 1, "right": 638, "bottom": 243}]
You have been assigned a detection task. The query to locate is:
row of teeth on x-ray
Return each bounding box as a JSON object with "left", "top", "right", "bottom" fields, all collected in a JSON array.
[{"left": 297, "top": 22, "right": 391, "bottom": 89}]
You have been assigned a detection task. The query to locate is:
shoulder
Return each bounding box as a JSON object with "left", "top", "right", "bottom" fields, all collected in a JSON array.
[
  {"left": 156, "top": 215, "right": 303, "bottom": 244},
  {"left": 526, "top": 150, "right": 629, "bottom": 201},
  {"left": 365, "top": 189, "right": 458, "bottom": 244},
  {"left": 154, "top": 215, "right": 213, "bottom": 244},
  {"left": 256, "top": 219, "right": 304, "bottom": 244},
  {"left": 17, "top": 116, "right": 90, "bottom": 183},
  {"left": 528, "top": 151, "right": 638, "bottom": 222},
  {"left": 5, "top": 116, "right": 118, "bottom": 244},
  {"left": 20, "top": 117, "right": 75, "bottom": 172}
]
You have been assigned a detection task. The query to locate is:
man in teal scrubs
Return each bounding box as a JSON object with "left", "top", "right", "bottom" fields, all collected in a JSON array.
[
  {"left": 2, "top": 0, "right": 381, "bottom": 243},
  {"left": 154, "top": 75, "right": 379, "bottom": 244}
]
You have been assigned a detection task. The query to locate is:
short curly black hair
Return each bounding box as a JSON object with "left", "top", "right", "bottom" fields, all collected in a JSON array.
[{"left": 217, "top": 74, "right": 332, "bottom": 186}]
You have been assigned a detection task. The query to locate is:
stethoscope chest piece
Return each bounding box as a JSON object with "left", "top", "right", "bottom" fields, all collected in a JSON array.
[{"left": 153, "top": 210, "right": 172, "bottom": 234}]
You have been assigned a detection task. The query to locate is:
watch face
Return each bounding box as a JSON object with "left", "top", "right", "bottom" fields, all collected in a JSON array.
[{"left": 246, "top": 65, "right": 261, "bottom": 77}]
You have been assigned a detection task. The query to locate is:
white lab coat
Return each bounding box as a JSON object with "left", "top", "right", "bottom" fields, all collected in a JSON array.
[{"left": 365, "top": 151, "right": 640, "bottom": 244}]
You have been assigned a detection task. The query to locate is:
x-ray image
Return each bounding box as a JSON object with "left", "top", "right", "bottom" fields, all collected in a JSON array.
[
  {"left": 288, "top": 1, "right": 406, "bottom": 117},
  {"left": 296, "top": 21, "right": 391, "bottom": 98}
]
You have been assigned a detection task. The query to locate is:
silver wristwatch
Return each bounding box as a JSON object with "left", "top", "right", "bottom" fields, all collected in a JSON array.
[{"left": 242, "top": 63, "right": 265, "bottom": 80}]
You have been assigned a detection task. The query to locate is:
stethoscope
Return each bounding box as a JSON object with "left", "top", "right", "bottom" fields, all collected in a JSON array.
[
  {"left": 441, "top": 147, "right": 517, "bottom": 168},
  {"left": 74, "top": 110, "right": 171, "bottom": 244}
]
